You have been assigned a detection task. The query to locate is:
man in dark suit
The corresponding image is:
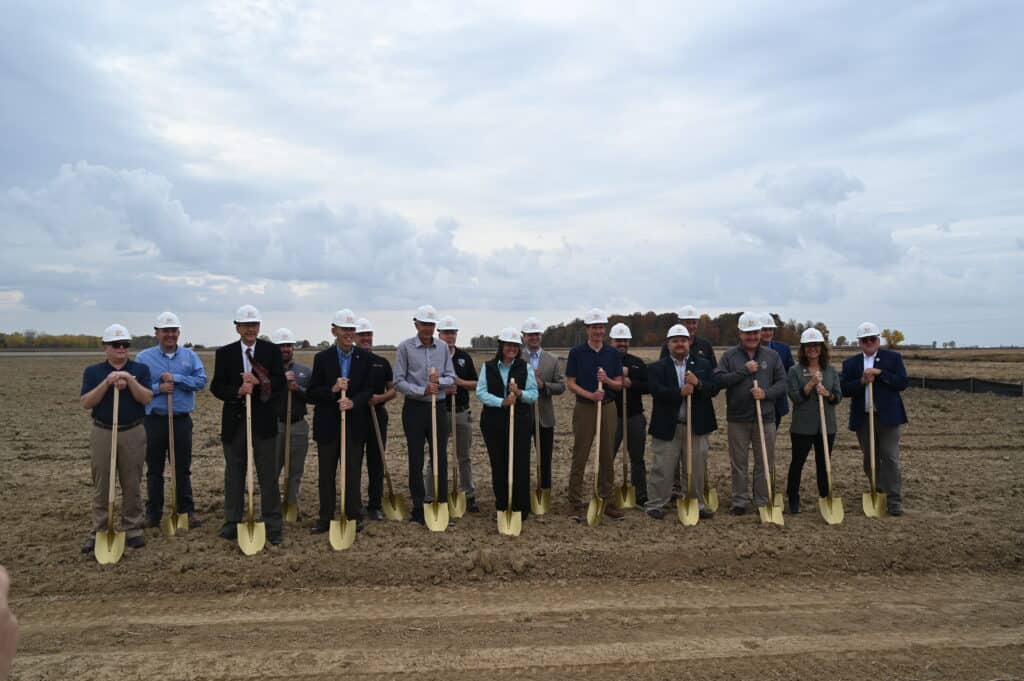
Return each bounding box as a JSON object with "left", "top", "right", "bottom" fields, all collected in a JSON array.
[
  {"left": 840, "top": 321, "right": 909, "bottom": 516},
  {"left": 645, "top": 324, "right": 719, "bottom": 519},
  {"left": 306, "top": 309, "right": 374, "bottom": 533},
  {"left": 210, "top": 305, "right": 286, "bottom": 544}
]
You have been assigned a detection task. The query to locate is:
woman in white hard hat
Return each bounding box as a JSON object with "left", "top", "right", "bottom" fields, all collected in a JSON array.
[
  {"left": 785, "top": 328, "right": 841, "bottom": 514},
  {"left": 476, "top": 328, "right": 538, "bottom": 520}
]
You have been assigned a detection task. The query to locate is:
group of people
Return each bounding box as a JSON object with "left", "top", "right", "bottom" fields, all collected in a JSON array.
[{"left": 79, "top": 302, "right": 909, "bottom": 553}]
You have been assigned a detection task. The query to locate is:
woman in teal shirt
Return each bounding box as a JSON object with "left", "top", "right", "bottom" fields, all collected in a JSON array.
[{"left": 477, "top": 328, "right": 538, "bottom": 519}]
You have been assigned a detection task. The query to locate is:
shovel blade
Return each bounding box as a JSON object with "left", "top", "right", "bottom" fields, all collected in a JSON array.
[
  {"left": 616, "top": 484, "right": 636, "bottom": 510},
  {"left": 449, "top": 491, "right": 467, "bottom": 519},
  {"left": 329, "top": 518, "right": 356, "bottom": 550},
  {"left": 424, "top": 501, "right": 449, "bottom": 532},
  {"left": 758, "top": 504, "right": 785, "bottom": 527},
  {"left": 94, "top": 530, "right": 125, "bottom": 565},
  {"left": 283, "top": 502, "right": 299, "bottom": 523},
  {"left": 237, "top": 521, "right": 266, "bottom": 556},
  {"left": 586, "top": 496, "right": 604, "bottom": 527},
  {"left": 497, "top": 509, "right": 523, "bottom": 536},
  {"left": 160, "top": 516, "right": 177, "bottom": 538},
  {"left": 176, "top": 513, "right": 190, "bottom": 531},
  {"left": 530, "top": 487, "right": 551, "bottom": 515},
  {"left": 383, "top": 493, "right": 410, "bottom": 522},
  {"left": 677, "top": 496, "right": 700, "bottom": 526},
  {"left": 819, "top": 495, "right": 845, "bottom": 525},
  {"left": 862, "top": 491, "right": 888, "bottom": 518},
  {"left": 704, "top": 486, "right": 719, "bottom": 513}
]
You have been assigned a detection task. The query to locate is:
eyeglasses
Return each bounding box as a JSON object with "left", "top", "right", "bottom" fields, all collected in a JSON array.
[
  {"left": 859, "top": 336, "right": 879, "bottom": 344},
  {"left": 108, "top": 341, "right": 131, "bottom": 349}
]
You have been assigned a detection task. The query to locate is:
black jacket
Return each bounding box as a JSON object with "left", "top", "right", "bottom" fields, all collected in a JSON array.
[
  {"left": 211, "top": 339, "right": 285, "bottom": 442},
  {"left": 647, "top": 354, "right": 719, "bottom": 439},
  {"left": 612, "top": 351, "right": 649, "bottom": 417},
  {"left": 307, "top": 345, "right": 374, "bottom": 443}
]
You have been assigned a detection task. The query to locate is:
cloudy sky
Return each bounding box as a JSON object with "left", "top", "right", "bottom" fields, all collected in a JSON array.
[{"left": 1, "top": 1, "right": 1021, "bottom": 347}]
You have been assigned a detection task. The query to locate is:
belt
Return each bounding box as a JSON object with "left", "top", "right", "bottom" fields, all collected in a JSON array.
[{"left": 94, "top": 418, "right": 143, "bottom": 431}]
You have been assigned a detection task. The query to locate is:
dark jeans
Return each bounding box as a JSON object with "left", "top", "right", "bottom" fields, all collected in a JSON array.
[
  {"left": 315, "top": 428, "right": 366, "bottom": 523},
  {"left": 787, "top": 431, "right": 836, "bottom": 503},
  {"left": 223, "top": 428, "right": 281, "bottom": 532},
  {"left": 402, "top": 399, "right": 448, "bottom": 507},
  {"left": 144, "top": 413, "right": 195, "bottom": 520},
  {"left": 481, "top": 410, "right": 532, "bottom": 519},
  {"left": 535, "top": 425, "right": 555, "bottom": 488},
  {"left": 364, "top": 407, "right": 388, "bottom": 511},
  {"left": 614, "top": 412, "right": 648, "bottom": 502}
]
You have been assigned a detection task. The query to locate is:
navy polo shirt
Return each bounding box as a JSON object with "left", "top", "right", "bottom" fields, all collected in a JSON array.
[
  {"left": 81, "top": 360, "right": 151, "bottom": 426},
  {"left": 565, "top": 342, "right": 623, "bottom": 396}
]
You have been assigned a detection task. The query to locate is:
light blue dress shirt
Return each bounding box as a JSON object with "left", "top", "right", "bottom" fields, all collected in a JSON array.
[{"left": 136, "top": 345, "right": 207, "bottom": 415}]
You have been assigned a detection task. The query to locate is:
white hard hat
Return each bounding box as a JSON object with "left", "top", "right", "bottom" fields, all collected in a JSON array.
[
  {"left": 498, "top": 327, "right": 522, "bottom": 344},
  {"left": 271, "top": 327, "right": 296, "bottom": 345},
  {"left": 101, "top": 324, "right": 131, "bottom": 343},
  {"left": 678, "top": 305, "right": 699, "bottom": 320},
  {"left": 857, "top": 321, "right": 881, "bottom": 339},
  {"left": 800, "top": 328, "right": 825, "bottom": 344},
  {"left": 761, "top": 312, "right": 777, "bottom": 329},
  {"left": 437, "top": 315, "right": 458, "bottom": 331},
  {"left": 609, "top": 323, "right": 632, "bottom": 340},
  {"left": 521, "top": 317, "right": 544, "bottom": 334},
  {"left": 332, "top": 308, "right": 357, "bottom": 328},
  {"left": 234, "top": 304, "right": 262, "bottom": 323},
  {"left": 154, "top": 311, "right": 181, "bottom": 329},
  {"left": 355, "top": 317, "right": 374, "bottom": 334},
  {"left": 738, "top": 312, "right": 762, "bottom": 333},
  {"left": 414, "top": 304, "right": 439, "bottom": 324},
  {"left": 583, "top": 308, "right": 608, "bottom": 325},
  {"left": 666, "top": 323, "right": 690, "bottom": 339}
]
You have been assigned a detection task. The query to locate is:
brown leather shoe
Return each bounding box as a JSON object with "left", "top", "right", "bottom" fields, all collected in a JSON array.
[{"left": 604, "top": 505, "right": 625, "bottom": 521}]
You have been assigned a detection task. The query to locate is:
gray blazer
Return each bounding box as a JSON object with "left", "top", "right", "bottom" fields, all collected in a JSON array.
[
  {"left": 787, "top": 364, "right": 842, "bottom": 435},
  {"left": 521, "top": 349, "right": 565, "bottom": 428}
]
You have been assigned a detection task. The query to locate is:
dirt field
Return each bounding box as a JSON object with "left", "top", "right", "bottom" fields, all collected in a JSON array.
[{"left": 2, "top": 349, "right": 1023, "bottom": 680}]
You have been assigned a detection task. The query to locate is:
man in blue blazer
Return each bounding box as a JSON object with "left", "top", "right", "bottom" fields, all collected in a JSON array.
[
  {"left": 644, "top": 325, "right": 719, "bottom": 519},
  {"left": 306, "top": 309, "right": 375, "bottom": 533},
  {"left": 840, "top": 321, "right": 909, "bottom": 516},
  {"left": 761, "top": 313, "right": 795, "bottom": 430}
]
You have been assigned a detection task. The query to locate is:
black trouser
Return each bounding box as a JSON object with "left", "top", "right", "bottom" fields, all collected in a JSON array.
[
  {"left": 223, "top": 428, "right": 281, "bottom": 532},
  {"left": 614, "top": 412, "right": 648, "bottom": 503},
  {"left": 402, "top": 399, "right": 447, "bottom": 507},
  {"left": 144, "top": 413, "right": 195, "bottom": 520},
  {"left": 536, "top": 425, "right": 555, "bottom": 488},
  {"left": 787, "top": 431, "right": 835, "bottom": 503},
  {"left": 316, "top": 430, "right": 366, "bottom": 523},
  {"left": 481, "top": 409, "right": 532, "bottom": 519},
  {"left": 364, "top": 407, "right": 388, "bottom": 511}
]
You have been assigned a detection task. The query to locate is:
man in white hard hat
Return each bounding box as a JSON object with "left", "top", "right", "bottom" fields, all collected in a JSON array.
[
  {"left": 609, "top": 322, "right": 650, "bottom": 508},
  {"left": 393, "top": 305, "right": 457, "bottom": 525},
  {"left": 137, "top": 312, "right": 207, "bottom": 529},
  {"left": 520, "top": 317, "right": 565, "bottom": 494},
  {"left": 840, "top": 322, "right": 909, "bottom": 516},
  {"left": 565, "top": 308, "right": 624, "bottom": 520},
  {"left": 79, "top": 324, "right": 154, "bottom": 553},
  {"left": 713, "top": 312, "right": 788, "bottom": 515},
  {"left": 645, "top": 324, "right": 719, "bottom": 519},
  {"left": 272, "top": 328, "right": 312, "bottom": 517},
  {"left": 210, "top": 305, "right": 286, "bottom": 544},
  {"left": 354, "top": 318, "right": 397, "bottom": 520},
  {"left": 434, "top": 315, "right": 480, "bottom": 512},
  {"left": 306, "top": 309, "right": 374, "bottom": 533},
  {"left": 760, "top": 312, "right": 795, "bottom": 430}
]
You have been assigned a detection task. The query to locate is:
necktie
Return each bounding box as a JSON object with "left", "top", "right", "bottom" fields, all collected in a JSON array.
[{"left": 247, "top": 347, "right": 271, "bottom": 402}]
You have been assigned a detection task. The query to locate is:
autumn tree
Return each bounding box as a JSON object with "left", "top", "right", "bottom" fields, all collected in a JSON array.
[{"left": 881, "top": 328, "right": 905, "bottom": 348}]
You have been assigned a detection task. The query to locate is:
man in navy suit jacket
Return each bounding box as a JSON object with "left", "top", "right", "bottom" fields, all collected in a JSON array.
[
  {"left": 644, "top": 325, "right": 719, "bottom": 519},
  {"left": 306, "top": 309, "right": 374, "bottom": 533},
  {"left": 840, "top": 322, "right": 909, "bottom": 515}
]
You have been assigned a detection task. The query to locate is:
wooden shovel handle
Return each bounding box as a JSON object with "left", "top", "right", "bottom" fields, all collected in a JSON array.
[{"left": 107, "top": 387, "right": 120, "bottom": 530}]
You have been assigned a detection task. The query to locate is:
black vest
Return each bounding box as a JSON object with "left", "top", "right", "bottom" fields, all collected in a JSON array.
[{"left": 480, "top": 358, "right": 530, "bottom": 431}]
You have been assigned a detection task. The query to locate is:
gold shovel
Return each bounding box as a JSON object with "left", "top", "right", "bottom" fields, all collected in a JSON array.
[
  {"left": 529, "top": 401, "right": 551, "bottom": 515},
  {"left": 817, "top": 389, "right": 845, "bottom": 524},
  {"left": 160, "top": 393, "right": 189, "bottom": 536},
  {"left": 677, "top": 393, "right": 700, "bottom": 526},
  {"left": 498, "top": 378, "right": 523, "bottom": 536},
  {"left": 424, "top": 369, "right": 450, "bottom": 532},
  {"left": 95, "top": 386, "right": 126, "bottom": 565},
  {"left": 330, "top": 390, "right": 356, "bottom": 550},
  {"left": 281, "top": 391, "right": 298, "bottom": 523},
  {"left": 585, "top": 388, "right": 606, "bottom": 527},
  {"left": 614, "top": 368, "right": 636, "bottom": 509},
  {"left": 862, "top": 382, "right": 887, "bottom": 518},
  {"left": 237, "top": 393, "right": 266, "bottom": 555},
  {"left": 448, "top": 397, "right": 467, "bottom": 518},
  {"left": 753, "top": 380, "right": 784, "bottom": 526},
  {"left": 370, "top": 405, "right": 409, "bottom": 521}
]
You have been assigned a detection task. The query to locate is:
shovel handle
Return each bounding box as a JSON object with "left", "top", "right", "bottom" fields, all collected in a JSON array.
[
  {"left": 817, "top": 391, "right": 834, "bottom": 496},
  {"left": 753, "top": 380, "right": 774, "bottom": 496},
  {"left": 450, "top": 395, "right": 459, "bottom": 491},
  {"left": 429, "top": 368, "right": 439, "bottom": 500},
  {"left": 508, "top": 378, "right": 516, "bottom": 505},
  {"left": 245, "top": 393, "right": 255, "bottom": 523},
  {"left": 107, "top": 387, "right": 120, "bottom": 531},
  {"left": 621, "top": 375, "right": 629, "bottom": 480},
  {"left": 167, "top": 392, "right": 177, "bottom": 513},
  {"left": 868, "top": 382, "right": 877, "bottom": 494},
  {"left": 339, "top": 390, "right": 347, "bottom": 517},
  {"left": 533, "top": 401, "right": 541, "bottom": 481},
  {"left": 370, "top": 406, "right": 396, "bottom": 498},
  {"left": 283, "top": 390, "right": 292, "bottom": 502},
  {"left": 594, "top": 382, "right": 602, "bottom": 497},
  {"left": 686, "top": 393, "right": 693, "bottom": 496}
]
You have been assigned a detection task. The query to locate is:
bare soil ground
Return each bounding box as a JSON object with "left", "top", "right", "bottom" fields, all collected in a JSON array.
[{"left": 2, "top": 350, "right": 1023, "bottom": 680}]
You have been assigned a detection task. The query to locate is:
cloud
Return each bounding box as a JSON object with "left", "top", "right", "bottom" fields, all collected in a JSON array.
[{"left": 756, "top": 167, "right": 865, "bottom": 209}]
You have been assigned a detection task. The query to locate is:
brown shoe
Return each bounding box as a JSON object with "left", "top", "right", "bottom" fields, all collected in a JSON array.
[{"left": 604, "top": 505, "right": 625, "bottom": 521}]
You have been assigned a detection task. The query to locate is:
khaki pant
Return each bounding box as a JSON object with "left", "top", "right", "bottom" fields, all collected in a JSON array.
[
  {"left": 646, "top": 424, "right": 708, "bottom": 511},
  {"left": 90, "top": 424, "right": 146, "bottom": 537},
  {"left": 568, "top": 400, "right": 618, "bottom": 505},
  {"left": 727, "top": 419, "right": 777, "bottom": 509}
]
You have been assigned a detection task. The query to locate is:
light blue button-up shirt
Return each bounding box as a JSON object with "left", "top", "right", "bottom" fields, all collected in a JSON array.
[
  {"left": 476, "top": 361, "right": 539, "bottom": 408},
  {"left": 136, "top": 345, "right": 207, "bottom": 415},
  {"left": 336, "top": 344, "right": 354, "bottom": 378}
]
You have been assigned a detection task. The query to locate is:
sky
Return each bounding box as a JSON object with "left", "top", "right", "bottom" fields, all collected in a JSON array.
[{"left": 1, "top": 1, "right": 1022, "bottom": 347}]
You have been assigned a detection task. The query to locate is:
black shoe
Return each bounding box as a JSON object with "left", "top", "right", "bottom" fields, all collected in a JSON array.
[
  {"left": 699, "top": 508, "right": 715, "bottom": 520},
  {"left": 269, "top": 530, "right": 283, "bottom": 545},
  {"left": 730, "top": 506, "right": 747, "bottom": 516},
  {"left": 219, "top": 524, "right": 238, "bottom": 541},
  {"left": 188, "top": 514, "right": 203, "bottom": 528},
  {"left": 367, "top": 508, "right": 385, "bottom": 521},
  {"left": 309, "top": 520, "right": 330, "bottom": 534},
  {"left": 410, "top": 507, "right": 425, "bottom": 526},
  {"left": 466, "top": 496, "right": 480, "bottom": 513},
  {"left": 787, "top": 501, "right": 801, "bottom": 514},
  {"left": 81, "top": 535, "right": 96, "bottom": 554},
  {"left": 646, "top": 508, "right": 665, "bottom": 520},
  {"left": 126, "top": 535, "right": 145, "bottom": 549},
  {"left": 888, "top": 505, "right": 904, "bottom": 516}
]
